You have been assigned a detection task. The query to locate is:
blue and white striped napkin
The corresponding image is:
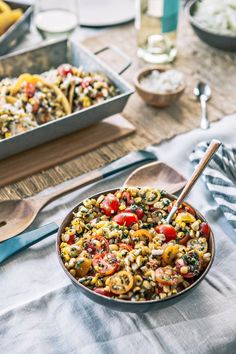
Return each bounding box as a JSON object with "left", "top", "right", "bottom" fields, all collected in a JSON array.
[{"left": 190, "top": 141, "right": 236, "bottom": 232}]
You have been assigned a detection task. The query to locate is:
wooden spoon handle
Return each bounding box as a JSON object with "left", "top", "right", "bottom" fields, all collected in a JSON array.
[
  {"left": 30, "top": 169, "right": 102, "bottom": 210},
  {"left": 176, "top": 139, "right": 221, "bottom": 207},
  {"left": 166, "top": 139, "right": 221, "bottom": 223}
]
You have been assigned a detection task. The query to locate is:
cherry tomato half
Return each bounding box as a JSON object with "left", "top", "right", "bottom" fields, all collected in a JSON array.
[
  {"left": 155, "top": 224, "right": 177, "bottom": 243},
  {"left": 200, "top": 222, "right": 211, "bottom": 239},
  {"left": 182, "top": 203, "right": 196, "bottom": 217},
  {"left": 175, "top": 212, "right": 196, "bottom": 224},
  {"left": 124, "top": 205, "right": 144, "bottom": 219},
  {"left": 176, "top": 251, "right": 202, "bottom": 278},
  {"left": 162, "top": 244, "right": 179, "bottom": 265},
  {"left": 155, "top": 266, "right": 181, "bottom": 286},
  {"left": 57, "top": 63, "right": 73, "bottom": 76},
  {"left": 24, "top": 82, "right": 36, "bottom": 98},
  {"left": 94, "top": 288, "right": 113, "bottom": 297},
  {"left": 100, "top": 194, "right": 120, "bottom": 216},
  {"left": 122, "top": 191, "right": 133, "bottom": 206},
  {"left": 177, "top": 234, "right": 191, "bottom": 246},
  {"left": 118, "top": 243, "right": 133, "bottom": 252},
  {"left": 84, "top": 235, "right": 109, "bottom": 254},
  {"left": 167, "top": 202, "right": 196, "bottom": 217},
  {"left": 92, "top": 253, "right": 119, "bottom": 276},
  {"left": 187, "top": 237, "right": 208, "bottom": 253},
  {"left": 131, "top": 229, "right": 152, "bottom": 242},
  {"left": 67, "top": 234, "right": 75, "bottom": 245},
  {"left": 113, "top": 212, "right": 138, "bottom": 227},
  {"left": 108, "top": 271, "right": 134, "bottom": 295}
]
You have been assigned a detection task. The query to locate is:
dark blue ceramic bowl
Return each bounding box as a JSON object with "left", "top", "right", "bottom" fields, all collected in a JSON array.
[
  {"left": 57, "top": 189, "right": 215, "bottom": 313},
  {"left": 187, "top": 0, "right": 236, "bottom": 52}
]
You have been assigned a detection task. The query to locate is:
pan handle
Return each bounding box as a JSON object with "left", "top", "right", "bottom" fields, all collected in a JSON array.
[{"left": 94, "top": 45, "right": 132, "bottom": 75}]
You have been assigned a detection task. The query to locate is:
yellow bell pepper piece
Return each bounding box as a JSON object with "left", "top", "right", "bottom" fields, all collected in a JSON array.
[
  {"left": 162, "top": 244, "right": 179, "bottom": 265},
  {"left": 76, "top": 257, "right": 91, "bottom": 277},
  {"left": 175, "top": 212, "right": 196, "bottom": 224},
  {"left": 10, "top": 74, "right": 39, "bottom": 96}
]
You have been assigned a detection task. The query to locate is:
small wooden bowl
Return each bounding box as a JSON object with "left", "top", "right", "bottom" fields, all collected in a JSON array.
[{"left": 134, "top": 66, "right": 185, "bottom": 108}]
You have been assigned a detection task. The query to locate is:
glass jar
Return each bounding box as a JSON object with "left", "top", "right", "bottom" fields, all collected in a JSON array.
[{"left": 135, "top": 0, "right": 179, "bottom": 64}]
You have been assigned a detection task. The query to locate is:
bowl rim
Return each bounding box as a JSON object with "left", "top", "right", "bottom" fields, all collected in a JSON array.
[
  {"left": 186, "top": 0, "right": 236, "bottom": 40},
  {"left": 134, "top": 66, "right": 186, "bottom": 97},
  {"left": 56, "top": 187, "right": 215, "bottom": 306}
]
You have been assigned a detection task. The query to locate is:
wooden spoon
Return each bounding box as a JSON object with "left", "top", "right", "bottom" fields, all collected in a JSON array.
[
  {"left": 0, "top": 161, "right": 187, "bottom": 262},
  {"left": 0, "top": 150, "right": 157, "bottom": 243},
  {"left": 0, "top": 159, "right": 186, "bottom": 243},
  {"left": 166, "top": 139, "right": 221, "bottom": 223},
  {"left": 124, "top": 161, "right": 187, "bottom": 193}
]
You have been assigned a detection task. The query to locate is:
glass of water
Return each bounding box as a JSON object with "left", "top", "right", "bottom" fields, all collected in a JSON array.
[{"left": 34, "top": 0, "right": 79, "bottom": 40}]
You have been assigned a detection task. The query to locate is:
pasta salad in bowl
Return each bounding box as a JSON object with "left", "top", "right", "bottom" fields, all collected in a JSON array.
[{"left": 57, "top": 187, "right": 215, "bottom": 312}]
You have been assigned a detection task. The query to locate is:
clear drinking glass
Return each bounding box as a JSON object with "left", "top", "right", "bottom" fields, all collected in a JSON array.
[
  {"left": 135, "top": 0, "right": 179, "bottom": 64},
  {"left": 34, "top": 0, "right": 79, "bottom": 40}
]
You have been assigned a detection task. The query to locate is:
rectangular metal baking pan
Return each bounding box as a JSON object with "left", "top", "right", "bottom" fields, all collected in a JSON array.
[
  {"left": 0, "top": 38, "right": 134, "bottom": 160},
  {"left": 0, "top": 1, "right": 33, "bottom": 56}
]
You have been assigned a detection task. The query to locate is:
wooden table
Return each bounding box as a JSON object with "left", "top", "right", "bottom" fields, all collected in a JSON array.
[{"left": 1, "top": 11, "right": 236, "bottom": 201}]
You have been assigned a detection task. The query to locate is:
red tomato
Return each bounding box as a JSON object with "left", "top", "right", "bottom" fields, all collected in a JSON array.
[
  {"left": 57, "top": 63, "right": 73, "bottom": 76},
  {"left": 24, "top": 82, "right": 36, "bottom": 98},
  {"left": 92, "top": 253, "right": 119, "bottom": 276},
  {"left": 183, "top": 204, "right": 196, "bottom": 217},
  {"left": 67, "top": 234, "right": 75, "bottom": 245},
  {"left": 155, "top": 225, "right": 177, "bottom": 242},
  {"left": 178, "top": 234, "right": 191, "bottom": 246},
  {"left": 100, "top": 194, "right": 119, "bottom": 216},
  {"left": 118, "top": 243, "right": 133, "bottom": 251},
  {"left": 124, "top": 205, "right": 144, "bottom": 219},
  {"left": 200, "top": 222, "right": 211, "bottom": 239},
  {"left": 155, "top": 266, "right": 180, "bottom": 286},
  {"left": 122, "top": 191, "right": 133, "bottom": 206},
  {"left": 167, "top": 202, "right": 196, "bottom": 217},
  {"left": 113, "top": 212, "right": 138, "bottom": 227},
  {"left": 167, "top": 201, "right": 175, "bottom": 213},
  {"left": 81, "top": 81, "right": 89, "bottom": 89},
  {"left": 94, "top": 288, "right": 113, "bottom": 297},
  {"left": 176, "top": 251, "right": 202, "bottom": 278},
  {"left": 84, "top": 235, "right": 109, "bottom": 254}
]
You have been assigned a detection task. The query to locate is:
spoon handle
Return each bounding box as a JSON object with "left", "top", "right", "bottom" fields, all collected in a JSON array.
[
  {"left": 200, "top": 96, "right": 210, "bottom": 130},
  {"left": 166, "top": 139, "right": 221, "bottom": 223},
  {"left": 28, "top": 150, "right": 157, "bottom": 210}
]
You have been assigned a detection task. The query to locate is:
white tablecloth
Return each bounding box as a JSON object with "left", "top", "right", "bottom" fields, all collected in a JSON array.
[{"left": 1, "top": 115, "right": 236, "bottom": 354}]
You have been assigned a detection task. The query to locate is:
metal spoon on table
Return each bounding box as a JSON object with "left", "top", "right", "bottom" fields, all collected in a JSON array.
[
  {"left": 194, "top": 82, "right": 211, "bottom": 130},
  {"left": 166, "top": 139, "right": 221, "bottom": 223}
]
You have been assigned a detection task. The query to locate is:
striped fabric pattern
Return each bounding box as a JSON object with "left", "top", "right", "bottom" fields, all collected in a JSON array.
[{"left": 189, "top": 141, "right": 236, "bottom": 232}]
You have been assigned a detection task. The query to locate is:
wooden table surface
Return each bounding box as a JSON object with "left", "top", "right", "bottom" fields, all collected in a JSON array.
[{"left": 1, "top": 11, "right": 236, "bottom": 201}]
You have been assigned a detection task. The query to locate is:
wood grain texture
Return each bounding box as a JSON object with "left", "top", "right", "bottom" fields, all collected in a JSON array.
[
  {"left": 0, "top": 13, "right": 235, "bottom": 201},
  {"left": 0, "top": 114, "right": 135, "bottom": 189},
  {"left": 124, "top": 161, "right": 187, "bottom": 194},
  {"left": 0, "top": 169, "right": 103, "bottom": 242}
]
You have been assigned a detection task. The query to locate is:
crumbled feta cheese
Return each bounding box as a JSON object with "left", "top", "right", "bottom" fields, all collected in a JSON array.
[{"left": 140, "top": 69, "right": 183, "bottom": 93}]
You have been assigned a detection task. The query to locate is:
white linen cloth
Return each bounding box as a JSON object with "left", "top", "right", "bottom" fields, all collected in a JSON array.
[{"left": 1, "top": 115, "right": 236, "bottom": 354}]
